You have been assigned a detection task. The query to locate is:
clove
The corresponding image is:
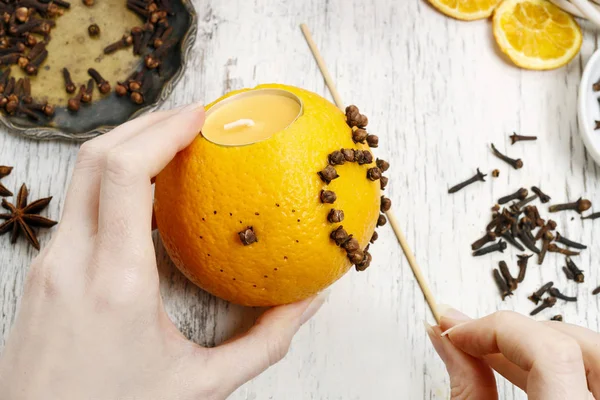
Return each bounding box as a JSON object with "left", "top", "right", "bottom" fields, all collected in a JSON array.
[
  {"left": 355, "top": 251, "right": 372, "bottom": 271},
  {"left": 549, "top": 198, "right": 592, "bottom": 214},
  {"left": 448, "top": 168, "right": 487, "bottom": 194},
  {"left": 501, "top": 231, "right": 525, "bottom": 252},
  {"left": 380, "top": 196, "right": 391, "bottom": 213},
  {"left": 472, "top": 240, "right": 507, "bottom": 256},
  {"left": 491, "top": 143, "right": 523, "bottom": 169},
  {"left": 327, "top": 209, "right": 344, "bottom": 223},
  {"left": 581, "top": 212, "right": 600, "bottom": 220},
  {"left": 88, "top": 68, "right": 111, "bottom": 94},
  {"left": 554, "top": 232, "right": 586, "bottom": 250},
  {"left": 376, "top": 159, "right": 390, "bottom": 172},
  {"left": 62, "top": 67, "right": 76, "bottom": 94},
  {"left": 380, "top": 176, "right": 388, "bottom": 190},
  {"left": 471, "top": 232, "right": 496, "bottom": 251},
  {"left": 341, "top": 149, "right": 355, "bottom": 162},
  {"left": 548, "top": 244, "right": 579, "bottom": 257},
  {"left": 516, "top": 254, "right": 532, "bottom": 283},
  {"left": 551, "top": 315, "right": 563, "bottom": 322},
  {"left": 499, "top": 261, "right": 518, "bottom": 291},
  {"left": 565, "top": 257, "right": 584, "bottom": 283},
  {"left": 548, "top": 288, "right": 577, "bottom": 302},
  {"left": 535, "top": 219, "right": 557, "bottom": 240},
  {"left": 328, "top": 150, "right": 345, "bottom": 166},
  {"left": 24, "top": 48, "right": 47, "bottom": 75},
  {"left": 330, "top": 226, "right": 349, "bottom": 246},
  {"left": 345, "top": 105, "right": 368, "bottom": 128},
  {"left": 562, "top": 266, "right": 575, "bottom": 281},
  {"left": 366, "top": 167, "right": 381, "bottom": 181},
  {"left": 341, "top": 236, "right": 359, "bottom": 253},
  {"left": 104, "top": 34, "right": 132, "bottom": 54},
  {"left": 320, "top": 190, "right": 336, "bottom": 204},
  {"left": 493, "top": 268, "right": 513, "bottom": 300},
  {"left": 530, "top": 296, "right": 557, "bottom": 316},
  {"left": 88, "top": 23, "right": 100, "bottom": 37},
  {"left": 377, "top": 214, "right": 387, "bottom": 227},
  {"left": 531, "top": 186, "right": 551, "bottom": 203},
  {"left": 366, "top": 134, "right": 378, "bottom": 148},
  {"left": 517, "top": 225, "right": 540, "bottom": 254},
  {"left": 131, "top": 26, "right": 143, "bottom": 55},
  {"left": 512, "top": 195, "right": 538, "bottom": 211},
  {"left": 509, "top": 133, "right": 537, "bottom": 144},
  {"left": 538, "top": 231, "right": 553, "bottom": 265},
  {"left": 317, "top": 165, "right": 339, "bottom": 184},
  {"left": 238, "top": 227, "right": 257, "bottom": 246},
  {"left": 498, "top": 188, "right": 528, "bottom": 205},
  {"left": 370, "top": 231, "right": 378, "bottom": 244},
  {"left": 593, "top": 286, "right": 600, "bottom": 295}
]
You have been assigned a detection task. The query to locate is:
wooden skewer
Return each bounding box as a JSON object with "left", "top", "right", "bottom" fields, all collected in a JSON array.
[{"left": 300, "top": 23, "right": 441, "bottom": 324}]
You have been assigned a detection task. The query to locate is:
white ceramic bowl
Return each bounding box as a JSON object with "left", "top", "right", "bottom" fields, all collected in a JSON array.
[{"left": 578, "top": 49, "right": 600, "bottom": 165}]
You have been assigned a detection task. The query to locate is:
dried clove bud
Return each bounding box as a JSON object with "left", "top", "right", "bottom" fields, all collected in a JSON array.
[
  {"left": 471, "top": 232, "right": 496, "bottom": 251},
  {"left": 115, "top": 82, "right": 128, "bottom": 96},
  {"left": 548, "top": 243, "right": 579, "bottom": 256},
  {"left": 345, "top": 105, "right": 368, "bottom": 128},
  {"left": 499, "top": 260, "right": 518, "bottom": 291},
  {"left": 531, "top": 186, "right": 551, "bottom": 203},
  {"left": 548, "top": 287, "right": 577, "bottom": 302},
  {"left": 347, "top": 249, "right": 365, "bottom": 264},
  {"left": 530, "top": 296, "right": 557, "bottom": 316},
  {"left": 498, "top": 188, "right": 528, "bottom": 205},
  {"left": 352, "top": 128, "right": 367, "bottom": 143},
  {"left": 380, "top": 176, "right": 388, "bottom": 190},
  {"left": 555, "top": 232, "right": 587, "bottom": 250},
  {"left": 472, "top": 240, "right": 507, "bottom": 256},
  {"left": 327, "top": 209, "right": 344, "bottom": 223},
  {"left": 551, "top": 315, "right": 563, "bottom": 322},
  {"left": 330, "top": 225, "right": 349, "bottom": 246},
  {"left": 370, "top": 231, "right": 378, "bottom": 243},
  {"left": 318, "top": 165, "right": 339, "bottom": 184},
  {"left": 380, "top": 196, "right": 391, "bottom": 212},
  {"left": 565, "top": 257, "right": 584, "bottom": 283},
  {"left": 517, "top": 254, "right": 532, "bottom": 283},
  {"left": 62, "top": 67, "right": 76, "bottom": 94},
  {"left": 491, "top": 143, "right": 523, "bottom": 170},
  {"left": 448, "top": 169, "right": 487, "bottom": 194},
  {"left": 320, "top": 190, "right": 336, "bottom": 204},
  {"left": 342, "top": 236, "right": 359, "bottom": 253},
  {"left": 341, "top": 148, "right": 355, "bottom": 162},
  {"left": 355, "top": 251, "right": 372, "bottom": 271},
  {"left": 535, "top": 219, "right": 557, "bottom": 240},
  {"left": 15, "top": 7, "right": 29, "bottom": 23},
  {"left": 238, "top": 226, "right": 257, "bottom": 245},
  {"left": 362, "top": 150, "right": 373, "bottom": 164},
  {"left": 354, "top": 149, "right": 365, "bottom": 165},
  {"left": 509, "top": 133, "right": 537, "bottom": 144},
  {"left": 376, "top": 159, "right": 390, "bottom": 172},
  {"left": 328, "top": 150, "right": 345, "bottom": 166},
  {"left": 367, "top": 167, "right": 382, "bottom": 181},
  {"left": 88, "top": 23, "right": 100, "bottom": 37},
  {"left": 366, "top": 134, "right": 378, "bottom": 148},
  {"left": 492, "top": 169, "right": 500, "bottom": 178},
  {"left": 88, "top": 68, "right": 111, "bottom": 94},
  {"left": 549, "top": 198, "right": 592, "bottom": 214},
  {"left": 377, "top": 214, "right": 387, "bottom": 227},
  {"left": 493, "top": 269, "right": 513, "bottom": 300}
]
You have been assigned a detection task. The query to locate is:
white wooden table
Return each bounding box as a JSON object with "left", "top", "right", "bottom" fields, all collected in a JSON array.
[{"left": 1, "top": 1, "right": 599, "bottom": 398}]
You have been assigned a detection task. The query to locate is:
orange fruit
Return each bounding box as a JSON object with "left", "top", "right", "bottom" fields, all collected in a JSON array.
[
  {"left": 154, "top": 84, "right": 381, "bottom": 306},
  {"left": 493, "top": 0, "right": 582, "bottom": 70},
  {"left": 428, "top": 0, "right": 502, "bottom": 20}
]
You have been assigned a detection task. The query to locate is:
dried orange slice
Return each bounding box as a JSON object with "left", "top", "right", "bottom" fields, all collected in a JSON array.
[
  {"left": 493, "top": 0, "right": 582, "bottom": 70},
  {"left": 428, "top": 0, "right": 502, "bottom": 20}
]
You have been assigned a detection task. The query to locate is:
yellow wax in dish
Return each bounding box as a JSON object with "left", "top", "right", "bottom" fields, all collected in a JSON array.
[{"left": 202, "top": 89, "right": 302, "bottom": 146}]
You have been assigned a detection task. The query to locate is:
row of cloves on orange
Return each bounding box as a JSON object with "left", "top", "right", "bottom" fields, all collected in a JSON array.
[{"left": 321, "top": 105, "right": 392, "bottom": 271}]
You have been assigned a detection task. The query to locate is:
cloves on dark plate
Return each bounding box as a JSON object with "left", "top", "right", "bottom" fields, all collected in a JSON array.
[
  {"left": 88, "top": 68, "right": 111, "bottom": 94},
  {"left": 491, "top": 143, "right": 523, "bottom": 170},
  {"left": 238, "top": 226, "right": 257, "bottom": 246},
  {"left": 554, "top": 232, "right": 586, "bottom": 249},
  {"left": 473, "top": 239, "right": 507, "bottom": 256},
  {"left": 581, "top": 212, "right": 600, "bottom": 220},
  {"left": 144, "top": 37, "right": 175, "bottom": 69},
  {"left": 24, "top": 48, "right": 47, "bottom": 75},
  {"left": 448, "top": 168, "right": 486, "bottom": 194},
  {"left": 493, "top": 268, "right": 513, "bottom": 300},
  {"left": 565, "top": 257, "right": 584, "bottom": 283},
  {"left": 25, "top": 101, "right": 54, "bottom": 117},
  {"left": 548, "top": 287, "right": 577, "bottom": 302},
  {"left": 67, "top": 90, "right": 82, "bottom": 111},
  {"left": 104, "top": 34, "right": 133, "bottom": 54},
  {"left": 88, "top": 23, "right": 100, "bottom": 37},
  {"left": 498, "top": 188, "right": 528, "bottom": 205},
  {"left": 530, "top": 296, "right": 557, "bottom": 316},
  {"left": 62, "top": 67, "right": 76, "bottom": 94},
  {"left": 509, "top": 133, "right": 537, "bottom": 144},
  {"left": 549, "top": 198, "right": 592, "bottom": 214},
  {"left": 531, "top": 186, "right": 551, "bottom": 203},
  {"left": 327, "top": 209, "right": 344, "bottom": 223}
]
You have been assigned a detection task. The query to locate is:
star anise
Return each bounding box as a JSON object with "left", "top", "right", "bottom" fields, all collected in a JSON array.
[
  {"left": 0, "top": 166, "right": 13, "bottom": 196},
  {"left": 0, "top": 184, "right": 57, "bottom": 250}
]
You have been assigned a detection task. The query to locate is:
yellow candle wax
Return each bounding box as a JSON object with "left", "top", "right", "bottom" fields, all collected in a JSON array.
[{"left": 202, "top": 89, "right": 303, "bottom": 146}]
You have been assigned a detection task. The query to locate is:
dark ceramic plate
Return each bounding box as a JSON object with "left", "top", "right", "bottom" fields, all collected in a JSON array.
[{"left": 0, "top": 0, "right": 197, "bottom": 141}]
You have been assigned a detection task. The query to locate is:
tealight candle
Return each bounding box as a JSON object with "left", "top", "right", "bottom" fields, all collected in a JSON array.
[{"left": 202, "top": 88, "right": 303, "bottom": 146}]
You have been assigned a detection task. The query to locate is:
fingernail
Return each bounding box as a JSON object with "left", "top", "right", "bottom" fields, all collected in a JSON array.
[
  {"left": 438, "top": 303, "right": 471, "bottom": 321},
  {"left": 178, "top": 101, "right": 204, "bottom": 113},
  {"left": 300, "top": 290, "right": 329, "bottom": 325},
  {"left": 424, "top": 321, "right": 448, "bottom": 362},
  {"left": 441, "top": 323, "right": 468, "bottom": 337}
]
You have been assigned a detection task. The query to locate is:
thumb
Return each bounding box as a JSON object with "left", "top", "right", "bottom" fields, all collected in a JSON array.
[
  {"left": 426, "top": 310, "right": 498, "bottom": 399},
  {"left": 206, "top": 292, "right": 328, "bottom": 394}
]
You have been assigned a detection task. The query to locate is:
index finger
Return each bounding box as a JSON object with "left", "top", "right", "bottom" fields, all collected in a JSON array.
[{"left": 443, "top": 311, "right": 589, "bottom": 400}]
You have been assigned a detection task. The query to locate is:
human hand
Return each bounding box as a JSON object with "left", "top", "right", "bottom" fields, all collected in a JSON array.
[
  {"left": 426, "top": 307, "right": 599, "bottom": 400},
  {"left": 0, "top": 104, "right": 327, "bottom": 400}
]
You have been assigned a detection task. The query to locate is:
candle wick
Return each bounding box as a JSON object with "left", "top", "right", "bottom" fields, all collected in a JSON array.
[{"left": 224, "top": 118, "right": 255, "bottom": 130}]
